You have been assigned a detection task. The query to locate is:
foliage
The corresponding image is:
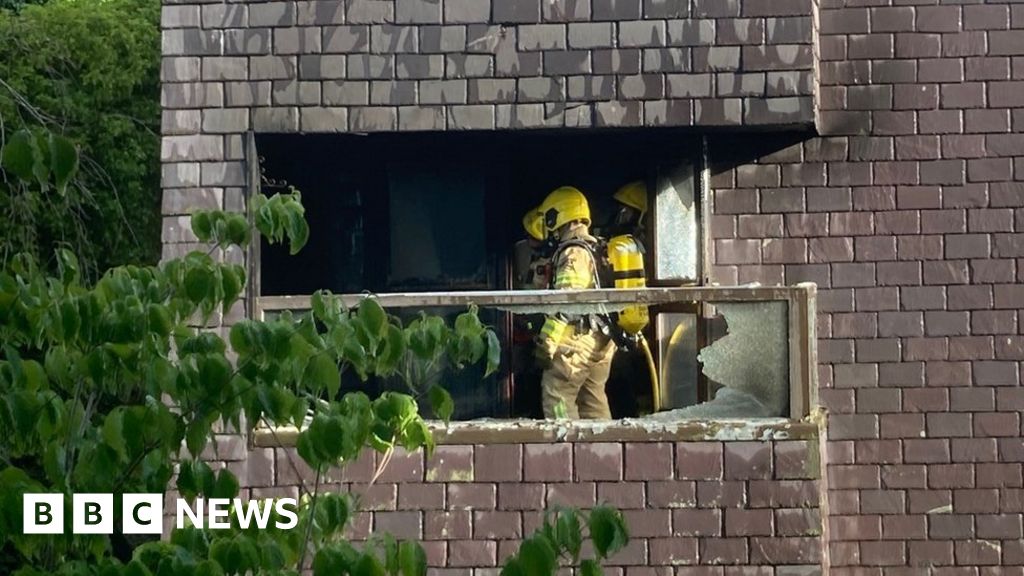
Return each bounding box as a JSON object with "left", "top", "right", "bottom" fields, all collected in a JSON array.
[
  {"left": 501, "top": 507, "right": 628, "bottom": 576},
  {"left": 0, "top": 0, "right": 46, "bottom": 12},
  {"left": 0, "top": 0, "right": 160, "bottom": 277},
  {"left": 0, "top": 142, "right": 627, "bottom": 575}
]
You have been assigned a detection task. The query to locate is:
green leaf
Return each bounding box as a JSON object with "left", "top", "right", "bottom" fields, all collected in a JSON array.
[
  {"left": 208, "top": 539, "right": 235, "bottom": 574},
  {"left": 185, "top": 419, "right": 210, "bottom": 458},
  {"left": 587, "top": 506, "right": 628, "bottom": 559},
  {"left": 21, "top": 359, "right": 47, "bottom": 391},
  {"left": 352, "top": 553, "right": 385, "bottom": 576},
  {"left": 313, "top": 545, "right": 350, "bottom": 576},
  {"left": 102, "top": 410, "right": 128, "bottom": 461},
  {"left": 212, "top": 469, "right": 240, "bottom": 499},
  {"left": 124, "top": 560, "right": 154, "bottom": 576},
  {"left": 192, "top": 212, "right": 213, "bottom": 243},
  {"left": 454, "top": 306, "right": 484, "bottom": 337},
  {"left": 305, "top": 354, "right": 341, "bottom": 400},
  {"left": 376, "top": 324, "right": 405, "bottom": 376},
  {"left": 199, "top": 354, "right": 232, "bottom": 397},
  {"left": 284, "top": 204, "right": 309, "bottom": 255},
  {"left": 255, "top": 200, "right": 275, "bottom": 242},
  {"left": 580, "top": 559, "right": 602, "bottom": 576},
  {"left": 398, "top": 541, "right": 427, "bottom": 576},
  {"left": 148, "top": 304, "right": 172, "bottom": 337},
  {"left": 501, "top": 558, "right": 526, "bottom": 576},
  {"left": 518, "top": 537, "right": 557, "bottom": 576},
  {"left": 30, "top": 131, "right": 50, "bottom": 191},
  {"left": 147, "top": 357, "right": 178, "bottom": 396},
  {"left": 226, "top": 215, "right": 250, "bottom": 247},
  {"left": 377, "top": 533, "right": 399, "bottom": 576},
  {"left": 57, "top": 248, "right": 80, "bottom": 285},
  {"left": 357, "top": 299, "right": 387, "bottom": 339},
  {"left": 221, "top": 266, "right": 243, "bottom": 313},
  {"left": 317, "top": 493, "right": 351, "bottom": 534},
  {"left": 177, "top": 461, "right": 199, "bottom": 498},
  {"left": 427, "top": 385, "right": 454, "bottom": 423},
  {"left": 311, "top": 290, "right": 329, "bottom": 321},
  {"left": 196, "top": 461, "right": 217, "bottom": 497},
  {"left": 229, "top": 321, "right": 256, "bottom": 355},
  {"left": 213, "top": 214, "right": 229, "bottom": 246},
  {"left": 44, "top": 345, "right": 70, "bottom": 381},
  {"left": 49, "top": 133, "right": 79, "bottom": 195},
  {"left": 485, "top": 329, "right": 501, "bottom": 377},
  {"left": 258, "top": 383, "right": 296, "bottom": 423},
  {"left": 194, "top": 560, "right": 224, "bottom": 576},
  {"left": 1, "top": 130, "right": 36, "bottom": 181},
  {"left": 233, "top": 534, "right": 261, "bottom": 574},
  {"left": 555, "top": 510, "right": 583, "bottom": 561},
  {"left": 296, "top": 432, "right": 320, "bottom": 469},
  {"left": 184, "top": 266, "right": 212, "bottom": 305}
]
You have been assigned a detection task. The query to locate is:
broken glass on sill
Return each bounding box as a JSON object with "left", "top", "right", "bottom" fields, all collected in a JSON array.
[{"left": 649, "top": 300, "right": 789, "bottom": 420}]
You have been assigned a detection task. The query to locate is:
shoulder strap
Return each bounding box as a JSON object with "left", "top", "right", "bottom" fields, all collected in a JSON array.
[{"left": 550, "top": 239, "right": 602, "bottom": 289}]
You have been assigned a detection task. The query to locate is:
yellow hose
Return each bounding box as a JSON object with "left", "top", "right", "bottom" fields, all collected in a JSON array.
[{"left": 639, "top": 336, "right": 660, "bottom": 412}]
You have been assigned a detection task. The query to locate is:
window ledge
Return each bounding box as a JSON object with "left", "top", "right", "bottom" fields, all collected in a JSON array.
[{"left": 252, "top": 417, "right": 819, "bottom": 448}]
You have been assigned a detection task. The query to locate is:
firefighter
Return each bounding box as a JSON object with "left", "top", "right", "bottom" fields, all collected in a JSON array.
[
  {"left": 536, "top": 186, "right": 615, "bottom": 419},
  {"left": 513, "top": 209, "right": 553, "bottom": 290},
  {"left": 510, "top": 210, "right": 555, "bottom": 418},
  {"left": 610, "top": 180, "right": 648, "bottom": 241},
  {"left": 607, "top": 180, "right": 650, "bottom": 338},
  {"left": 603, "top": 180, "right": 662, "bottom": 414}
]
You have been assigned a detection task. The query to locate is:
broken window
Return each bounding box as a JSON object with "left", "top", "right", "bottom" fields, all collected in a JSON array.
[{"left": 251, "top": 130, "right": 812, "bottom": 422}]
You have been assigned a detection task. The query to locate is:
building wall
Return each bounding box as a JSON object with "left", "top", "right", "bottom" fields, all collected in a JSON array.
[
  {"left": 236, "top": 428, "right": 825, "bottom": 576},
  {"left": 705, "top": 3, "right": 1024, "bottom": 573},
  {"left": 159, "top": 0, "right": 1024, "bottom": 574}
]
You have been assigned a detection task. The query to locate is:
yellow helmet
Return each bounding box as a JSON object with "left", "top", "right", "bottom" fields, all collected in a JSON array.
[
  {"left": 539, "top": 186, "right": 590, "bottom": 233},
  {"left": 614, "top": 181, "right": 648, "bottom": 215},
  {"left": 522, "top": 209, "right": 545, "bottom": 241}
]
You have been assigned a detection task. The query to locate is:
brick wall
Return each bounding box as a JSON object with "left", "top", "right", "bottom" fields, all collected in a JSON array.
[
  {"left": 706, "top": 2, "right": 1024, "bottom": 574},
  {"left": 241, "top": 437, "right": 824, "bottom": 575},
  {"left": 160, "top": 0, "right": 1024, "bottom": 574},
  {"left": 160, "top": 0, "right": 815, "bottom": 135}
]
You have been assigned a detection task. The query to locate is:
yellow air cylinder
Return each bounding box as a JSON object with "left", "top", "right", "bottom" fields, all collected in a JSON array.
[{"left": 607, "top": 235, "right": 649, "bottom": 334}]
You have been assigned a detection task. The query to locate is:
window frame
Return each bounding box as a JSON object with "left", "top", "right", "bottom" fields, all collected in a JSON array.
[
  {"left": 253, "top": 285, "right": 820, "bottom": 422},
  {"left": 243, "top": 132, "right": 818, "bottom": 431}
]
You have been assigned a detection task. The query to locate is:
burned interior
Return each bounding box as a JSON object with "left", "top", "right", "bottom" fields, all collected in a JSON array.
[{"left": 252, "top": 128, "right": 808, "bottom": 422}]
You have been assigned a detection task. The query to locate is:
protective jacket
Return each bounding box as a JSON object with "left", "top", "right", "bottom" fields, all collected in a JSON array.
[{"left": 538, "top": 223, "right": 615, "bottom": 419}]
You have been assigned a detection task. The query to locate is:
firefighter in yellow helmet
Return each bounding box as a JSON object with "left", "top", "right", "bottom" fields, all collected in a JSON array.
[
  {"left": 536, "top": 186, "right": 615, "bottom": 419},
  {"left": 610, "top": 180, "right": 648, "bottom": 240},
  {"left": 604, "top": 181, "right": 663, "bottom": 413},
  {"left": 510, "top": 209, "right": 555, "bottom": 417},
  {"left": 513, "top": 210, "right": 553, "bottom": 290}
]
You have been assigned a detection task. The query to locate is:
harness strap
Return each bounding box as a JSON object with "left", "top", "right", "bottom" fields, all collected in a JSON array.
[{"left": 549, "top": 238, "right": 602, "bottom": 290}]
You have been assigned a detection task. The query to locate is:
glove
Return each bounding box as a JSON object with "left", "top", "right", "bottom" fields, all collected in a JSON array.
[{"left": 534, "top": 336, "right": 557, "bottom": 368}]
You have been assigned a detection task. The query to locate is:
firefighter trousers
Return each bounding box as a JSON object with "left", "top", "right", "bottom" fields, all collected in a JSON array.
[{"left": 541, "top": 332, "right": 615, "bottom": 419}]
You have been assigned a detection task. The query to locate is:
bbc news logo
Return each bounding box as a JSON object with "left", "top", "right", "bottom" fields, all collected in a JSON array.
[{"left": 23, "top": 494, "right": 299, "bottom": 534}]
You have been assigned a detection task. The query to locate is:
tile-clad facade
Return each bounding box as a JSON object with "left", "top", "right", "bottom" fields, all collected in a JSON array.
[
  {"left": 703, "top": 2, "right": 1024, "bottom": 573},
  {"left": 159, "top": 0, "right": 816, "bottom": 140},
  {"left": 159, "top": 0, "right": 1024, "bottom": 574}
]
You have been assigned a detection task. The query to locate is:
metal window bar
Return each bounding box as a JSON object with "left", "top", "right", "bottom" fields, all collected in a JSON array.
[{"left": 255, "top": 284, "right": 818, "bottom": 419}]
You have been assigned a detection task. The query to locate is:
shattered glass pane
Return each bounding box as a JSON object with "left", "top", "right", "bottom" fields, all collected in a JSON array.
[
  {"left": 654, "top": 163, "right": 698, "bottom": 282},
  {"left": 656, "top": 313, "right": 698, "bottom": 410},
  {"left": 651, "top": 301, "right": 789, "bottom": 419}
]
